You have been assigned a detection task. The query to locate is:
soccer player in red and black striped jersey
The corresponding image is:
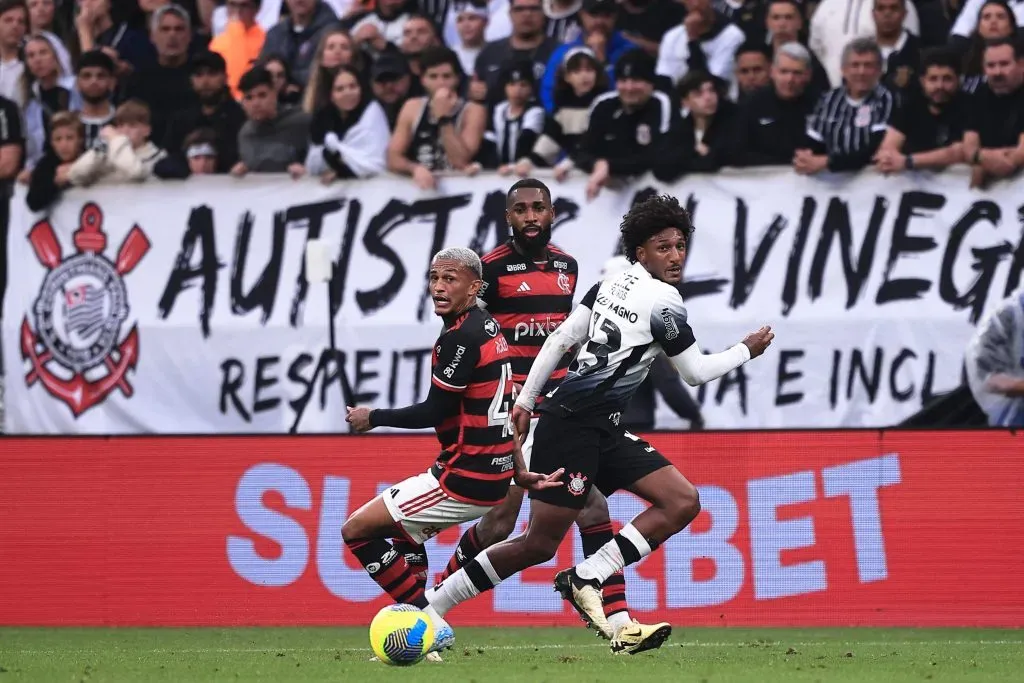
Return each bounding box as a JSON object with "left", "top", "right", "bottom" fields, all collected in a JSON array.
[
  {"left": 433, "top": 178, "right": 644, "bottom": 640},
  {"left": 343, "top": 247, "right": 563, "bottom": 658}
]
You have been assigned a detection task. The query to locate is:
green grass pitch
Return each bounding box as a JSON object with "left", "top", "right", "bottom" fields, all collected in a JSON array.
[{"left": 1, "top": 627, "right": 1022, "bottom": 682}]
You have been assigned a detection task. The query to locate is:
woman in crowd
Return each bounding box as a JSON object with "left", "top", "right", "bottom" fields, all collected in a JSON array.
[
  {"left": 27, "top": 0, "right": 71, "bottom": 72},
  {"left": 21, "top": 33, "right": 80, "bottom": 175},
  {"left": 302, "top": 28, "right": 365, "bottom": 113},
  {"left": 956, "top": 0, "right": 1018, "bottom": 93},
  {"left": 304, "top": 65, "right": 389, "bottom": 181},
  {"left": 512, "top": 47, "right": 608, "bottom": 180},
  {"left": 261, "top": 53, "right": 303, "bottom": 106}
]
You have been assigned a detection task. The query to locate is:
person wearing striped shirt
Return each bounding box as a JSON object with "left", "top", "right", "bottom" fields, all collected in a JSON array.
[{"left": 795, "top": 37, "right": 895, "bottom": 175}]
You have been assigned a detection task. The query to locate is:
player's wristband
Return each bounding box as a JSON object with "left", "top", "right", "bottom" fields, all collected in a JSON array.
[{"left": 905, "top": 154, "right": 915, "bottom": 170}]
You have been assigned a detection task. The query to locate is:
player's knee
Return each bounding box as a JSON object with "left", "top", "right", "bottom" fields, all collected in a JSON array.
[
  {"left": 576, "top": 490, "right": 610, "bottom": 529},
  {"left": 341, "top": 515, "right": 365, "bottom": 544},
  {"left": 663, "top": 481, "right": 701, "bottom": 531},
  {"left": 521, "top": 530, "right": 560, "bottom": 565}
]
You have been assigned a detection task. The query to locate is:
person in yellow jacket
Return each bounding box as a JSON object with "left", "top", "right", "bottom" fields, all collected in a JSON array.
[{"left": 210, "top": 0, "right": 267, "bottom": 99}]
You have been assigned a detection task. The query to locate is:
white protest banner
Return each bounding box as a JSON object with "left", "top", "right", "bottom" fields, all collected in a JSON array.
[{"left": 3, "top": 169, "right": 1020, "bottom": 434}]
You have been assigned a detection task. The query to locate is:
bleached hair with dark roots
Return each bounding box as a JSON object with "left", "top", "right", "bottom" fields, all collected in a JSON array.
[{"left": 432, "top": 247, "right": 483, "bottom": 279}]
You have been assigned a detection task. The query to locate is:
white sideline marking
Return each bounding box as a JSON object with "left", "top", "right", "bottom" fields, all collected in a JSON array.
[{"left": 7, "top": 641, "right": 1024, "bottom": 655}]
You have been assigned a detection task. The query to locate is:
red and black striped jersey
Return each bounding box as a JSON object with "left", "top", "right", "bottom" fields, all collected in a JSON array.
[
  {"left": 479, "top": 240, "right": 579, "bottom": 405},
  {"left": 430, "top": 306, "right": 515, "bottom": 506}
]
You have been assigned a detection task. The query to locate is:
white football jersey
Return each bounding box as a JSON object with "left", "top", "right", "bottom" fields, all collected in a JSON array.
[{"left": 543, "top": 262, "right": 696, "bottom": 417}]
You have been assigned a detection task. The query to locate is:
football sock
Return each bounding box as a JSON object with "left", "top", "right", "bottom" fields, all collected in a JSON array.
[
  {"left": 426, "top": 549, "right": 502, "bottom": 617},
  {"left": 578, "top": 522, "right": 629, "bottom": 619},
  {"left": 392, "top": 539, "right": 428, "bottom": 588},
  {"left": 576, "top": 523, "right": 654, "bottom": 584},
  {"left": 438, "top": 524, "right": 483, "bottom": 581},
  {"left": 345, "top": 537, "right": 427, "bottom": 607},
  {"left": 607, "top": 611, "right": 633, "bottom": 633}
]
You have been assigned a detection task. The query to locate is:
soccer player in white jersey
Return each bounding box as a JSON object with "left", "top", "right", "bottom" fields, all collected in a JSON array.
[{"left": 417, "top": 194, "right": 774, "bottom": 653}]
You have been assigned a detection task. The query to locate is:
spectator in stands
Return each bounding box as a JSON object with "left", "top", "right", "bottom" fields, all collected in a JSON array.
[
  {"left": 965, "top": 284, "right": 1024, "bottom": 427},
  {"left": 163, "top": 50, "right": 246, "bottom": 173},
  {"left": 0, "top": 0, "right": 27, "bottom": 107},
  {"left": 715, "top": 0, "right": 766, "bottom": 45},
  {"left": 573, "top": 49, "right": 682, "bottom": 199},
  {"left": 733, "top": 42, "right": 817, "bottom": 167},
  {"left": 209, "top": 0, "right": 267, "bottom": 99},
  {"left": 21, "top": 33, "right": 77, "bottom": 174},
  {"left": 616, "top": 0, "right": 684, "bottom": 57},
  {"left": 26, "top": 110, "right": 83, "bottom": 211},
  {"left": 796, "top": 37, "right": 895, "bottom": 175},
  {"left": 262, "top": 53, "right": 304, "bottom": 105},
  {"left": 675, "top": 69, "right": 736, "bottom": 173},
  {"left": 957, "top": 0, "right": 1018, "bottom": 94},
  {"left": 234, "top": 65, "right": 311, "bottom": 175},
  {"left": 732, "top": 42, "right": 770, "bottom": 103},
  {"left": 951, "top": 0, "right": 1024, "bottom": 47},
  {"left": 370, "top": 51, "right": 412, "bottom": 129},
  {"left": 304, "top": 65, "right": 389, "bottom": 180},
  {"left": 483, "top": 60, "right": 544, "bottom": 170},
  {"left": 258, "top": 0, "right": 339, "bottom": 86},
  {"left": 68, "top": 100, "right": 167, "bottom": 186},
  {"left": 386, "top": 45, "right": 486, "bottom": 188},
  {"left": 125, "top": 4, "right": 198, "bottom": 146},
  {"left": 152, "top": 127, "right": 220, "bottom": 178},
  {"left": 541, "top": 0, "right": 635, "bottom": 111},
  {"left": 477, "top": 0, "right": 557, "bottom": 105},
  {"left": 513, "top": 46, "right": 607, "bottom": 179},
  {"left": 764, "top": 0, "right": 829, "bottom": 96},
  {"left": 809, "top": 0, "right": 919, "bottom": 88},
  {"left": 656, "top": 0, "right": 745, "bottom": 88},
  {"left": 399, "top": 13, "right": 442, "bottom": 92},
  {"left": 347, "top": 0, "right": 410, "bottom": 57},
  {"left": 874, "top": 47, "right": 965, "bottom": 173},
  {"left": 542, "top": 0, "right": 583, "bottom": 43},
  {"left": 874, "top": 0, "right": 921, "bottom": 96},
  {"left": 75, "top": 0, "right": 155, "bottom": 78},
  {"left": 27, "top": 0, "right": 71, "bottom": 74},
  {"left": 76, "top": 50, "right": 117, "bottom": 150},
  {"left": 302, "top": 28, "right": 364, "bottom": 113},
  {"left": 962, "top": 38, "right": 1024, "bottom": 188},
  {"left": 451, "top": 2, "right": 487, "bottom": 75}
]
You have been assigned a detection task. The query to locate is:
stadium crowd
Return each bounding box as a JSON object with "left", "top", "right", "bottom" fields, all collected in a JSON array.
[
  {"left": 0, "top": 0, "right": 1016, "bottom": 215},
  {"left": 0, "top": 0, "right": 1021, "bottom": 429}
]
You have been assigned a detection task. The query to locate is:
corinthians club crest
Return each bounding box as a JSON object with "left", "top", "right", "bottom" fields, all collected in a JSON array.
[{"left": 20, "top": 203, "right": 150, "bottom": 417}]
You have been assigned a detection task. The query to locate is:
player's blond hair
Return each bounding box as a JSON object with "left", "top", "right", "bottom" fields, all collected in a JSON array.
[{"left": 432, "top": 247, "right": 482, "bottom": 279}]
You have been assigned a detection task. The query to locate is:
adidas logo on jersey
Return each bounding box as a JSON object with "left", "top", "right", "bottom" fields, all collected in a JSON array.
[{"left": 517, "top": 281, "right": 532, "bottom": 293}]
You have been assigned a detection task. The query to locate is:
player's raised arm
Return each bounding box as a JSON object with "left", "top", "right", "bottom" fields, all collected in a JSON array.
[
  {"left": 651, "top": 288, "right": 774, "bottom": 386},
  {"left": 513, "top": 283, "right": 599, "bottom": 414}
]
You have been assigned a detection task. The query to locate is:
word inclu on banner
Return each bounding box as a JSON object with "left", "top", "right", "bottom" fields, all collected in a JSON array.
[{"left": 2, "top": 170, "right": 1021, "bottom": 434}]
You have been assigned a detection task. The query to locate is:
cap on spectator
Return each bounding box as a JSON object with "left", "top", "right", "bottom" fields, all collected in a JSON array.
[
  {"left": 582, "top": 0, "right": 618, "bottom": 13},
  {"left": 183, "top": 128, "right": 219, "bottom": 158},
  {"left": 614, "top": 49, "right": 656, "bottom": 83},
  {"left": 191, "top": 50, "right": 227, "bottom": 74},
  {"left": 500, "top": 60, "right": 536, "bottom": 88},
  {"left": 76, "top": 48, "right": 116, "bottom": 74},
  {"left": 372, "top": 52, "right": 410, "bottom": 81}
]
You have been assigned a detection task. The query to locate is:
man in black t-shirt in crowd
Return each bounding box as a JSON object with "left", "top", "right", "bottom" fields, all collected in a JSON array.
[
  {"left": 874, "top": 47, "right": 966, "bottom": 174},
  {"left": 962, "top": 38, "right": 1024, "bottom": 188}
]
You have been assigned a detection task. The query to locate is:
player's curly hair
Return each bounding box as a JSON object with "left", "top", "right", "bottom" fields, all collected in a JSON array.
[{"left": 619, "top": 194, "right": 694, "bottom": 263}]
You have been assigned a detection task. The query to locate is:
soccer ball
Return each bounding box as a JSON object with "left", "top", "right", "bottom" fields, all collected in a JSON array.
[{"left": 368, "top": 604, "right": 435, "bottom": 666}]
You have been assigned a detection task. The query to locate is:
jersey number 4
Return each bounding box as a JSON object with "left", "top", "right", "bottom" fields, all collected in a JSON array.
[
  {"left": 579, "top": 314, "right": 622, "bottom": 375},
  {"left": 488, "top": 362, "right": 514, "bottom": 438}
]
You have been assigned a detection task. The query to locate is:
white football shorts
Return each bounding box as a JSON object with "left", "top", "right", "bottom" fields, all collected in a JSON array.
[{"left": 383, "top": 470, "right": 493, "bottom": 545}]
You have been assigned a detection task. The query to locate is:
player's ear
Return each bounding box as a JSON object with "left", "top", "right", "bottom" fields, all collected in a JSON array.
[
  {"left": 468, "top": 278, "right": 482, "bottom": 296},
  {"left": 634, "top": 245, "right": 646, "bottom": 266}
]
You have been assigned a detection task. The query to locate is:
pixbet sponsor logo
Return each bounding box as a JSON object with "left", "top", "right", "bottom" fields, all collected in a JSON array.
[{"left": 513, "top": 317, "right": 560, "bottom": 341}]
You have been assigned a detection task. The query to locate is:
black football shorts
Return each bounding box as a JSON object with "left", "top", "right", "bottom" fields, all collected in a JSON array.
[{"left": 527, "top": 409, "right": 672, "bottom": 510}]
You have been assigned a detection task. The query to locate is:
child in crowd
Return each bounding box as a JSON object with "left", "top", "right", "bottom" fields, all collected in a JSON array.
[
  {"left": 68, "top": 99, "right": 166, "bottom": 186},
  {"left": 26, "top": 110, "right": 85, "bottom": 211}
]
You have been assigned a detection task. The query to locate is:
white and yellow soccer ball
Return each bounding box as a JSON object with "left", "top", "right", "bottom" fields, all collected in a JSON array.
[{"left": 368, "top": 604, "right": 436, "bottom": 666}]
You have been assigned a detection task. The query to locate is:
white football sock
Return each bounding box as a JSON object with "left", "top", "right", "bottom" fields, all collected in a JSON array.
[
  {"left": 576, "top": 523, "right": 652, "bottom": 583},
  {"left": 607, "top": 611, "right": 632, "bottom": 633},
  {"left": 425, "top": 569, "right": 479, "bottom": 618}
]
